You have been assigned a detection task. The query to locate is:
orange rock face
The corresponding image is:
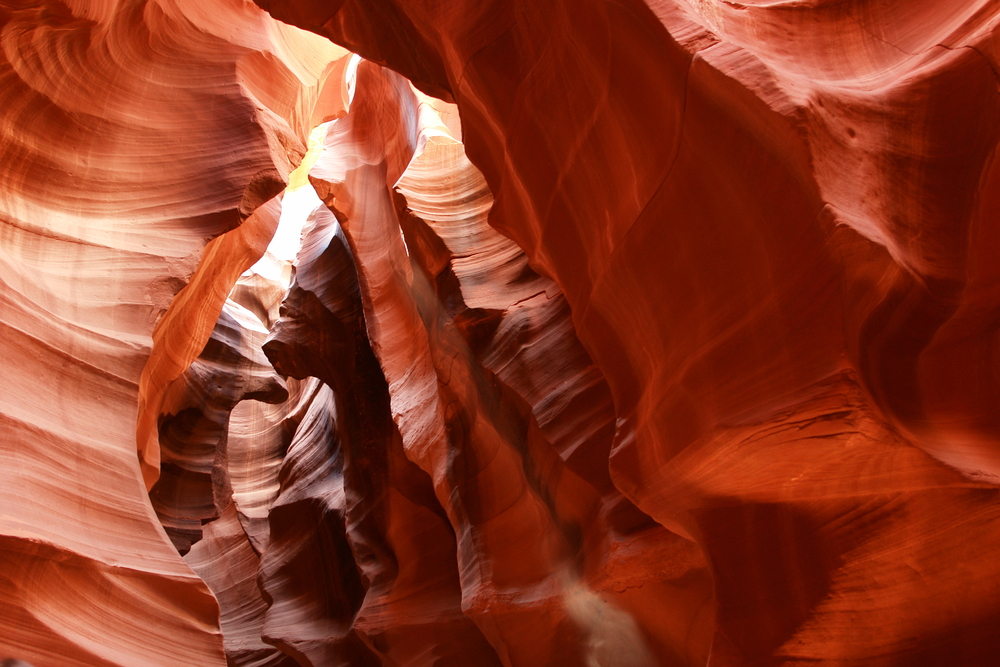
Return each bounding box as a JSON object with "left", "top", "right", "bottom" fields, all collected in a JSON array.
[{"left": 3, "top": 0, "right": 1000, "bottom": 666}]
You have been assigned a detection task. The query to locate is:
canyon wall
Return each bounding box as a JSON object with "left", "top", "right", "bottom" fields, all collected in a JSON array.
[
  {"left": 3, "top": 0, "right": 1000, "bottom": 665},
  {"left": 0, "top": 0, "right": 343, "bottom": 662},
  {"left": 251, "top": 0, "right": 1000, "bottom": 663}
]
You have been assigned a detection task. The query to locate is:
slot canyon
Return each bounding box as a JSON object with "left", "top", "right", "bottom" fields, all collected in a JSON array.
[{"left": 3, "top": 0, "right": 1000, "bottom": 665}]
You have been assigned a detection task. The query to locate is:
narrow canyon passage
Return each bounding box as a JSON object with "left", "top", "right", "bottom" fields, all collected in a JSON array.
[
  {"left": 141, "top": 55, "right": 709, "bottom": 665},
  {"left": 3, "top": 0, "right": 1000, "bottom": 666}
]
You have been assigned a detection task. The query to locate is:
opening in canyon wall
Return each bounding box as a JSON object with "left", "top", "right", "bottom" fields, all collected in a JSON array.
[{"left": 139, "top": 43, "right": 696, "bottom": 664}]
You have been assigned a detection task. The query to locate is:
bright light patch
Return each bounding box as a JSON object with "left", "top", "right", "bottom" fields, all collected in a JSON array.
[{"left": 243, "top": 121, "right": 332, "bottom": 284}]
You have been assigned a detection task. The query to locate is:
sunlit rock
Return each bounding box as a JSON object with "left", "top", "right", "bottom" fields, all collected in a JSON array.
[{"left": 4, "top": 0, "right": 1000, "bottom": 665}]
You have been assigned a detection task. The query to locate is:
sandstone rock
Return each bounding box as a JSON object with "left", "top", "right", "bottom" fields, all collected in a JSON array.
[
  {"left": 249, "top": 0, "right": 1000, "bottom": 663},
  {"left": 5, "top": 0, "right": 1000, "bottom": 665},
  {"left": 0, "top": 0, "right": 340, "bottom": 663}
]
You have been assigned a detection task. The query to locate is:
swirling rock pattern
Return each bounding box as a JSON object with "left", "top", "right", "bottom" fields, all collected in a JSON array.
[
  {"left": 250, "top": 0, "right": 1000, "bottom": 664},
  {"left": 301, "top": 63, "right": 713, "bottom": 665},
  {"left": 5, "top": 0, "right": 1000, "bottom": 665},
  {"left": 0, "top": 0, "right": 339, "bottom": 663}
]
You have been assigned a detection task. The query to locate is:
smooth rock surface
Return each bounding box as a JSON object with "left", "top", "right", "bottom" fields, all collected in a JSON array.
[
  {"left": 249, "top": 0, "right": 1000, "bottom": 664},
  {"left": 4, "top": 0, "right": 1000, "bottom": 665},
  {"left": 0, "top": 0, "right": 341, "bottom": 663}
]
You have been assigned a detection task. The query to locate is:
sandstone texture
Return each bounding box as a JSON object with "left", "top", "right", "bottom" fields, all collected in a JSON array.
[{"left": 3, "top": 0, "right": 1000, "bottom": 666}]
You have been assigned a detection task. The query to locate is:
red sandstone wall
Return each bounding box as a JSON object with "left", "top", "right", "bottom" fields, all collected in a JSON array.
[
  {"left": 249, "top": 0, "right": 1000, "bottom": 664},
  {"left": 0, "top": 0, "right": 343, "bottom": 663},
  {"left": 3, "top": 0, "right": 1000, "bottom": 665}
]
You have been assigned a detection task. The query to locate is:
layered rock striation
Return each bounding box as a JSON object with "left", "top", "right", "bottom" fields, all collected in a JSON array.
[
  {"left": 248, "top": 1, "right": 1000, "bottom": 664},
  {"left": 3, "top": 0, "right": 1000, "bottom": 666},
  {"left": 0, "top": 0, "right": 343, "bottom": 662}
]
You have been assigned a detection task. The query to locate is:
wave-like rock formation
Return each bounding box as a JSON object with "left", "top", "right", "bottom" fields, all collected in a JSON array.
[
  {"left": 0, "top": 0, "right": 341, "bottom": 661},
  {"left": 4, "top": 0, "right": 1000, "bottom": 665}
]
